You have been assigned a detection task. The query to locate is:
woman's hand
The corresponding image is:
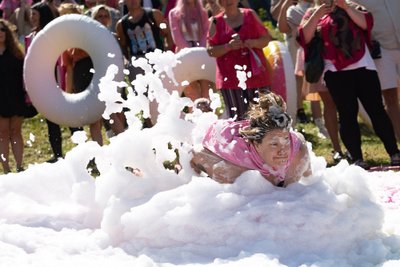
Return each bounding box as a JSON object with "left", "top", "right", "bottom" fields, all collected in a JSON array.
[
  {"left": 228, "top": 37, "right": 244, "bottom": 50},
  {"left": 314, "top": 3, "right": 332, "bottom": 19},
  {"left": 335, "top": 0, "right": 349, "bottom": 11}
]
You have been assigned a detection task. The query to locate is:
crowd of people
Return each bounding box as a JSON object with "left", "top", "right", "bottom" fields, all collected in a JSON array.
[
  {"left": 0, "top": 0, "right": 399, "bottom": 182},
  {"left": 271, "top": 0, "right": 400, "bottom": 170}
]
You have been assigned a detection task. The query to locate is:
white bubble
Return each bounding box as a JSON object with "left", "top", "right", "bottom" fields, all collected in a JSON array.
[
  {"left": 181, "top": 80, "right": 190, "bottom": 86},
  {"left": 71, "top": 130, "right": 88, "bottom": 144}
]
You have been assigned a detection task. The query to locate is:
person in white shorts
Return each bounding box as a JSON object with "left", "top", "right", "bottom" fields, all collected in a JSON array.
[{"left": 351, "top": 0, "right": 400, "bottom": 141}]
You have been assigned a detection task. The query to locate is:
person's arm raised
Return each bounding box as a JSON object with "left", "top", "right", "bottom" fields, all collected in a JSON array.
[
  {"left": 336, "top": 0, "right": 367, "bottom": 30},
  {"left": 277, "top": 0, "right": 294, "bottom": 34},
  {"left": 300, "top": 4, "right": 330, "bottom": 44}
]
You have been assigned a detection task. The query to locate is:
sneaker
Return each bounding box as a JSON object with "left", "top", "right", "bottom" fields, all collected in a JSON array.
[
  {"left": 390, "top": 152, "right": 400, "bottom": 166},
  {"left": 353, "top": 159, "right": 370, "bottom": 170},
  {"left": 296, "top": 108, "right": 309, "bottom": 124},
  {"left": 314, "top": 118, "right": 330, "bottom": 139},
  {"left": 332, "top": 151, "right": 344, "bottom": 164}
]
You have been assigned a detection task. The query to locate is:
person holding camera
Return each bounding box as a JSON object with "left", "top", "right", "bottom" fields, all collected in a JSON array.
[
  {"left": 297, "top": 0, "right": 400, "bottom": 168},
  {"left": 349, "top": 0, "right": 400, "bottom": 143}
]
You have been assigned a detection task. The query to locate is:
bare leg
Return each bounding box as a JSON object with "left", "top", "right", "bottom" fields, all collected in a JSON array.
[
  {"left": 311, "top": 100, "right": 322, "bottom": 121},
  {"left": 296, "top": 75, "right": 304, "bottom": 111},
  {"left": 320, "top": 91, "right": 342, "bottom": 153},
  {"left": 296, "top": 76, "right": 308, "bottom": 123},
  {"left": 90, "top": 119, "right": 103, "bottom": 146},
  {"left": 9, "top": 116, "right": 24, "bottom": 171},
  {"left": 382, "top": 88, "right": 400, "bottom": 141},
  {"left": 183, "top": 81, "right": 202, "bottom": 102},
  {"left": 199, "top": 80, "right": 215, "bottom": 99},
  {"left": 109, "top": 112, "right": 126, "bottom": 135},
  {"left": 0, "top": 117, "right": 11, "bottom": 173}
]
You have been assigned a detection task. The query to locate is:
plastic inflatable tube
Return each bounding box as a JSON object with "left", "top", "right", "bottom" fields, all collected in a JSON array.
[
  {"left": 24, "top": 14, "right": 124, "bottom": 127},
  {"left": 151, "top": 47, "right": 216, "bottom": 122},
  {"left": 263, "top": 41, "right": 297, "bottom": 120},
  {"left": 156, "top": 44, "right": 296, "bottom": 122},
  {"left": 162, "top": 47, "right": 216, "bottom": 96}
]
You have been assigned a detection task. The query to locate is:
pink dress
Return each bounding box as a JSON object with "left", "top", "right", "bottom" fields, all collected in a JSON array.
[
  {"left": 208, "top": 8, "right": 270, "bottom": 90},
  {"left": 202, "top": 119, "right": 302, "bottom": 183},
  {"left": 168, "top": 7, "right": 209, "bottom": 51}
]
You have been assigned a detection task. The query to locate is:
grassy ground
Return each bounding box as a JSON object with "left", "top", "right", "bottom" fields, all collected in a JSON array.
[
  {"left": 2, "top": 106, "right": 395, "bottom": 174},
  {"left": 298, "top": 120, "right": 393, "bottom": 167}
]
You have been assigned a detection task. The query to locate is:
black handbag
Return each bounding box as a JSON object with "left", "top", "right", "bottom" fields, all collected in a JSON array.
[
  {"left": 370, "top": 40, "right": 381, "bottom": 59},
  {"left": 304, "top": 32, "right": 324, "bottom": 83}
]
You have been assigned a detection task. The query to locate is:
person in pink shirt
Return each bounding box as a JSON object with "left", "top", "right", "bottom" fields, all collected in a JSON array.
[
  {"left": 207, "top": 0, "right": 272, "bottom": 120},
  {"left": 190, "top": 92, "right": 311, "bottom": 187},
  {"left": 169, "top": 0, "right": 212, "bottom": 102}
]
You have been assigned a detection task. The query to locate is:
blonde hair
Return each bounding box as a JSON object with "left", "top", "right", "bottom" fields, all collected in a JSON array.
[
  {"left": 240, "top": 92, "right": 292, "bottom": 143},
  {"left": 58, "top": 3, "right": 83, "bottom": 15},
  {"left": 91, "top": 5, "right": 111, "bottom": 27}
]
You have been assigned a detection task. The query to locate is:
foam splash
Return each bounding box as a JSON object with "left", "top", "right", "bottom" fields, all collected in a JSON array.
[{"left": 0, "top": 50, "right": 399, "bottom": 266}]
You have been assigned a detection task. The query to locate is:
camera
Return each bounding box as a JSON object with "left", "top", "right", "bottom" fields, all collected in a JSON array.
[{"left": 231, "top": 33, "right": 240, "bottom": 40}]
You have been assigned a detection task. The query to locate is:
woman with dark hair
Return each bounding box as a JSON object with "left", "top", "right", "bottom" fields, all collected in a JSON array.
[
  {"left": 190, "top": 92, "right": 311, "bottom": 187},
  {"left": 30, "top": 2, "right": 56, "bottom": 32},
  {"left": 0, "top": 19, "right": 26, "bottom": 173}
]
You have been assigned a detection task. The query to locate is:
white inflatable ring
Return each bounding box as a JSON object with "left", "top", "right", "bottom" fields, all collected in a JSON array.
[
  {"left": 24, "top": 14, "right": 124, "bottom": 127},
  {"left": 162, "top": 47, "right": 216, "bottom": 96},
  {"left": 150, "top": 47, "right": 216, "bottom": 122},
  {"left": 155, "top": 44, "right": 296, "bottom": 122}
]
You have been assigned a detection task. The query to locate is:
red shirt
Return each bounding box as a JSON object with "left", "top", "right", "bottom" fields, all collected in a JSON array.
[
  {"left": 208, "top": 8, "right": 270, "bottom": 89},
  {"left": 297, "top": 8, "right": 373, "bottom": 71}
]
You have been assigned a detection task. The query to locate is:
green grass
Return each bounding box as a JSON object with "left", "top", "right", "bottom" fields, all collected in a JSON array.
[
  {"left": 296, "top": 111, "right": 397, "bottom": 167},
  {"left": 21, "top": 115, "right": 77, "bottom": 164}
]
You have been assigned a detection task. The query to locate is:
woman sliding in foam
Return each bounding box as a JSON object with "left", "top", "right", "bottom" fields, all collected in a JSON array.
[{"left": 191, "top": 92, "right": 312, "bottom": 187}]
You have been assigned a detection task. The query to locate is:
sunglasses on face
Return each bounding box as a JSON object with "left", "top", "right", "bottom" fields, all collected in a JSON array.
[{"left": 0, "top": 28, "right": 6, "bottom": 32}]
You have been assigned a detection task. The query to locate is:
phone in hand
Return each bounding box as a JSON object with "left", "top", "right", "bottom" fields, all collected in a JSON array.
[{"left": 231, "top": 33, "right": 240, "bottom": 40}]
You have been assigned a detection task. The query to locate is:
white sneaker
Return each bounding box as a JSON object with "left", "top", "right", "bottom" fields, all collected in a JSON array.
[{"left": 314, "top": 118, "right": 330, "bottom": 139}]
